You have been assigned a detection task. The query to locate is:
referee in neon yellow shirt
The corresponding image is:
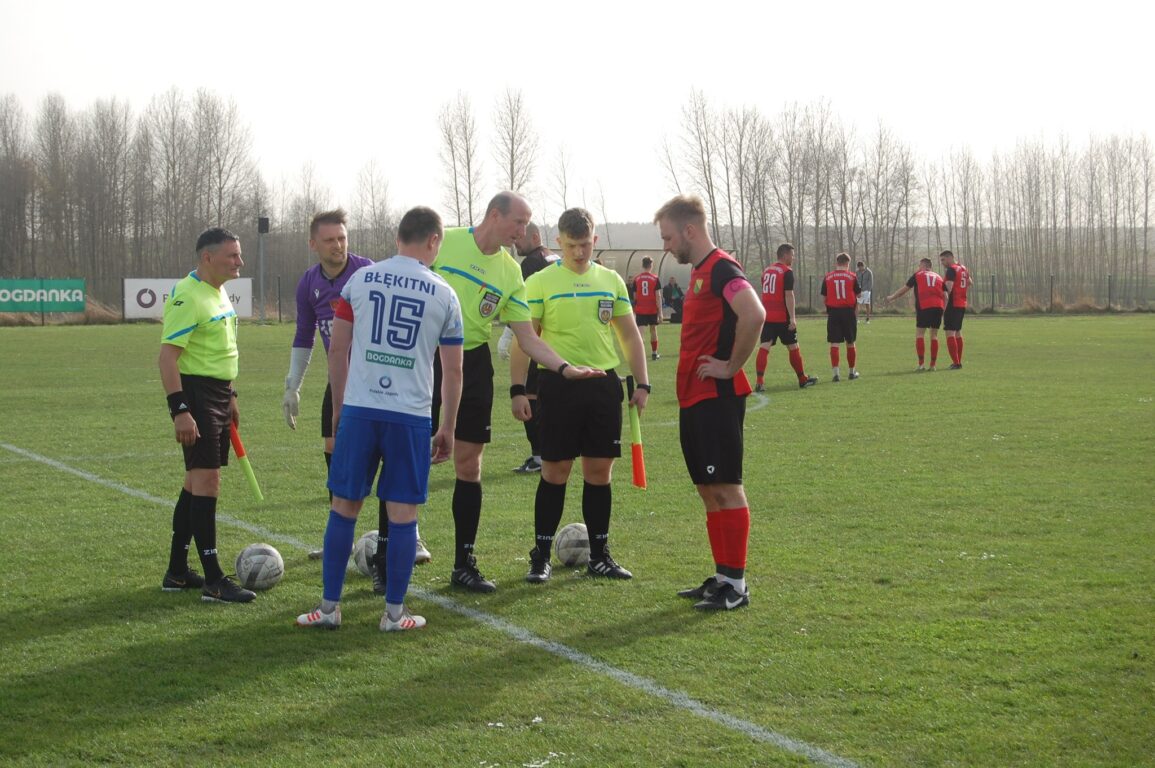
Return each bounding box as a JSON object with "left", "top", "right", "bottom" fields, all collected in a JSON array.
[
  {"left": 510, "top": 208, "right": 650, "bottom": 583},
  {"left": 158, "top": 228, "right": 255, "bottom": 604}
]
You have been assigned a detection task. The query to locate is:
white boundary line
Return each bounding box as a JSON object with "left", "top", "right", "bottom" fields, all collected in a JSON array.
[{"left": 1, "top": 440, "right": 860, "bottom": 768}]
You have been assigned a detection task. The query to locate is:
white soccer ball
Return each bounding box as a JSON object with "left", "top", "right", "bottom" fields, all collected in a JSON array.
[
  {"left": 234, "top": 543, "right": 284, "bottom": 591},
  {"left": 554, "top": 522, "right": 590, "bottom": 567},
  {"left": 352, "top": 530, "right": 379, "bottom": 577}
]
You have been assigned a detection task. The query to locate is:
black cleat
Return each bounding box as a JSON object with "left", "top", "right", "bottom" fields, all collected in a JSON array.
[
  {"left": 371, "top": 554, "right": 387, "bottom": 596},
  {"left": 451, "top": 555, "right": 497, "bottom": 593},
  {"left": 201, "top": 575, "right": 256, "bottom": 603},
  {"left": 162, "top": 568, "right": 205, "bottom": 592},
  {"left": 848, "top": 371, "right": 860, "bottom": 380},
  {"left": 526, "top": 547, "right": 552, "bottom": 584},
  {"left": 677, "top": 576, "right": 721, "bottom": 600},
  {"left": 513, "top": 457, "right": 542, "bottom": 474},
  {"left": 587, "top": 549, "right": 632, "bottom": 580},
  {"left": 799, "top": 376, "right": 818, "bottom": 389},
  {"left": 693, "top": 582, "right": 749, "bottom": 611},
  {"left": 948, "top": 363, "right": 962, "bottom": 370}
]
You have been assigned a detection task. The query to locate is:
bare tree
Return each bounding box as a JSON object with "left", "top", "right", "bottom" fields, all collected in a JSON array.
[
  {"left": 0, "top": 95, "right": 33, "bottom": 275},
  {"left": 680, "top": 88, "right": 721, "bottom": 241},
  {"left": 351, "top": 159, "right": 396, "bottom": 260},
  {"left": 438, "top": 92, "right": 483, "bottom": 226},
  {"left": 492, "top": 88, "right": 538, "bottom": 194},
  {"left": 34, "top": 93, "right": 78, "bottom": 273}
]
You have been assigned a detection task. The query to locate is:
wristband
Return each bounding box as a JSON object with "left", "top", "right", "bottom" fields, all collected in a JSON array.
[
  {"left": 636, "top": 383, "right": 652, "bottom": 393},
  {"left": 229, "top": 388, "right": 238, "bottom": 398},
  {"left": 167, "top": 391, "right": 190, "bottom": 420},
  {"left": 509, "top": 384, "right": 527, "bottom": 398},
  {"left": 557, "top": 362, "right": 570, "bottom": 375}
]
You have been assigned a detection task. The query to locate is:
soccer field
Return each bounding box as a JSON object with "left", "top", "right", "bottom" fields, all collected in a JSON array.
[{"left": 1, "top": 315, "right": 1153, "bottom": 767}]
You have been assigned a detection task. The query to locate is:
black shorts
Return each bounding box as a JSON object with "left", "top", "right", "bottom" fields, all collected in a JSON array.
[
  {"left": 537, "top": 371, "right": 623, "bottom": 461},
  {"left": 433, "top": 344, "right": 494, "bottom": 444},
  {"left": 526, "top": 361, "right": 541, "bottom": 397},
  {"left": 916, "top": 308, "right": 944, "bottom": 329},
  {"left": 635, "top": 313, "right": 659, "bottom": 327},
  {"left": 826, "top": 308, "right": 857, "bottom": 344},
  {"left": 679, "top": 396, "right": 745, "bottom": 485},
  {"left": 943, "top": 306, "right": 966, "bottom": 331},
  {"left": 321, "top": 382, "right": 334, "bottom": 438},
  {"left": 179, "top": 374, "right": 232, "bottom": 471},
  {"left": 760, "top": 321, "right": 798, "bottom": 346}
]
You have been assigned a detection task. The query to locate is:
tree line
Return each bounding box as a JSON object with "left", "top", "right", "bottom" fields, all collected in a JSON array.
[
  {"left": 666, "top": 91, "right": 1152, "bottom": 308},
  {"left": 1, "top": 88, "right": 1150, "bottom": 310}
]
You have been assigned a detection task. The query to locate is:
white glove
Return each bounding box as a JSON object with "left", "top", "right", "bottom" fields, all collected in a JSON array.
[
  {"left": 497, "top": 325, "right": 515, "bottom": 360},
  {"left": 283, "top": 388, "right": 300, "bottom": 429},
  {"left": 284, "top": 346, "right": 312, "bottom": 430}
]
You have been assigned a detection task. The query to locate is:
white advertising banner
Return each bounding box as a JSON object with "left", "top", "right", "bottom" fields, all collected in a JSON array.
[{"left": 124, "top": 278, "right": 254, "bottom": 319}]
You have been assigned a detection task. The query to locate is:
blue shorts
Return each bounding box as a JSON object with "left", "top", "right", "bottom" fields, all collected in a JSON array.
[{"left": 328, "top": 412, "right": 431, "bottom": 504}]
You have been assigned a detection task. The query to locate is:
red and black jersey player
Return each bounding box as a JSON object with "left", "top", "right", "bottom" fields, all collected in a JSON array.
[
  {"left": 939, "top": 250, "right": 970, "bottom": 369},
  {"left": 653, "top": 194, "right": 765, "bottom": 612},
  {"left": 887, "top": 257, "right": 946, "bottom": 371}
]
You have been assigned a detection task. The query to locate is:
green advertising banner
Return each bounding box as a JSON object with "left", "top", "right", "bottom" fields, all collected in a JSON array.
[{"left": 0, "top": 279, "right": 86, "bottom": 312}]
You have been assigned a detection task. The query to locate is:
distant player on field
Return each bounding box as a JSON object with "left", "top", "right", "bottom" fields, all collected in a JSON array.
[
  {"left": 886, "top": 257, "right": 946, "bottom": 371},
  {"left": 158, "top": 227, "right": 255, "bottom": 604},
  {"left": 296, "top": 206, "right": 464, "bottom": 632},
  {"left": 939, "top": 250, "right": 969, "bottom": 369},
  {"left": 755, "top": 242, "right": 817, "bottom": 392},
  {"left": 632, "top": 256, "right": 663, "bottom": 360},
  {"left": 820, "top": 253, "right": 861, "bottom": 382},
  {"left": 654, "top": 195, "right": 764, "bottom": 611},
  {"left": 512, "top": 208, "right": 648, "bottom": 584},
  {"left": 855, "top": 260, "right": 874, "bottom": 323}
]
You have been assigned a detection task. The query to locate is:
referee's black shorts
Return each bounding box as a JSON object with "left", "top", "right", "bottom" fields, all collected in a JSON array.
[
  {"left": 537, "top": 370, "right": 623, "bottom": 461},
  {"left": 679, "top": 396, "right": 745, "bottom": 486},
  {"left": 179, "top": 374, "right": 232, "bottom": 471},
  {"left": 433, "top": 344, "right": 494, "bottom": 444}
]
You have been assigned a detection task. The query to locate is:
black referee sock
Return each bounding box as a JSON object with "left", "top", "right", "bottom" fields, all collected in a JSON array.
[
  {"left": 534, "top": 478, "right": 567, "bottom": 557},
  {"left": 582, "top": 481, "right": 612, "bottom": 559},
  {"left": 452, "top": 479, "right": 482, "bottom": 568},
  {"left": 166, "top": 488, "right": 193, "bottom": 574},
  {"left": 190, "top": 494, "right": 225, "bottom": 584}
]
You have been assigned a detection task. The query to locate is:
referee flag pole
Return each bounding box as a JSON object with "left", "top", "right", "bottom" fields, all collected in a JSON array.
[
  {"left": 626, "top": 376, "right": 647, "bottom": 489},
  {"left": 229, "top": 422, "right": 264, "bottom": 503}
]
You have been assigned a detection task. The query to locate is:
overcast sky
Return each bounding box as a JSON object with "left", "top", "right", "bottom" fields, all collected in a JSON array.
[{"left": 1, "top": 0, "right": 1150, "bottom": 223}]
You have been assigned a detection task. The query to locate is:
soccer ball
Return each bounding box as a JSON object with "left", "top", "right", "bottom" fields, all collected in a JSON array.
[
  {"left": 554, "top": 522, "right": 590, "bottom": 567},
  {"left": 234, "top": 543, "right": 284, "bottom": 590},
  {"left": 352, "top": 530, "right": 379, "bottom": 577}
]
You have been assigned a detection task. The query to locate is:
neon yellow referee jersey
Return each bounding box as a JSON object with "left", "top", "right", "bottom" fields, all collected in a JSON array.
[
  {"left": 524, "top": 261, "right": 632, "bottom": 371},
  {"left": 161, "top": 271, "right": 239, "bottom": 381},
  {"left": 432, "top": 227, "right": 530, "bottom": 350}
]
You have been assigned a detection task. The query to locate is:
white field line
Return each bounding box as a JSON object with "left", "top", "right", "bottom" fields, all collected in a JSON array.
[{"left": 1, "top": 440, "right": 860, "bottom": 768}]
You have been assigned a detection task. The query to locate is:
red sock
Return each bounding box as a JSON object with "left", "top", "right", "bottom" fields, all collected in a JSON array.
[
  {"left": 847, "top": 347, "right": 857, "bottom": 369},
  {"left": 717, "top": 507, "right": 750, "bottom": 571},
  {"left": 651, "top": 339, "right": 658, "bottom": 354},
  {"left": 957, "top": 336, "right": 964, "bottom": 362},
  {"left": 829, "top": 346, "right": 840, "bottom": 368},
  {"left": 946, "top": 336, "right": 959, "bottom": 365},
  {"left": 916, "top": 337, "right": 925, "bottom": 364},
  {"left": 931, "top": 339, "right": 939, "bottom": 366},
  {"left": 788, "top": 348, "right": 805, "bottom": 379},
  {"left": 756, "top": 348, "right": 769, "bottom": 380},
  {"left": 705, "top": 513, "right": 727, "bottom": 567}
]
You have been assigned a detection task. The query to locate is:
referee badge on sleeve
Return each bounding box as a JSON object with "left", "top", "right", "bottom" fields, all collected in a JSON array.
[
  {"left": 597, "top": 299, "right": 614, "bottom": 324},
  {"left": 479, "top": 290, "right": 500, "bottom": 318}
]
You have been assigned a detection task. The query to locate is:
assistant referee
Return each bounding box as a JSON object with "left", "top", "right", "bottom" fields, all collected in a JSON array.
[{"left": 158, "top": 227, "right": 255, "bottom": 604}]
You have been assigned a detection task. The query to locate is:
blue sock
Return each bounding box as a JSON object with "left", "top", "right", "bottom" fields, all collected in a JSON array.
[
  {"left": 385, "top": 519, "right": 418, "bottom": 606},
  {"left": 322, "top": 510, "right": 357, "bottom": 603}
]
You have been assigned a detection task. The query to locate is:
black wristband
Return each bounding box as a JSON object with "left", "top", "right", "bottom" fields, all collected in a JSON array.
[
  {"left": 636, "top": 383, "right": 652, "bottom": 393},
  {"left": 557, "top": 362, "right": 569, "bottom": 375},
  {"left": 509, "top": 384, "right": 527, "bottom": 398},
  {"left": 167, "top": 391, "right": 190, "bottom": 420},
  {"left": 229, "top": 388, "right": 238, "bottom": 398}
]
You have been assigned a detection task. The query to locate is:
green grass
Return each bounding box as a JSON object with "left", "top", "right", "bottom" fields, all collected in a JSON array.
[{"left": 1, "top": 315, "right": 1153, "bottom": 767}]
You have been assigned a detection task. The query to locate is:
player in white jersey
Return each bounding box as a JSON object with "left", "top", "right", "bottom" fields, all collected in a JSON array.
[{"left": 297, "top": 206, "right": 464, "bottom": 632}]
